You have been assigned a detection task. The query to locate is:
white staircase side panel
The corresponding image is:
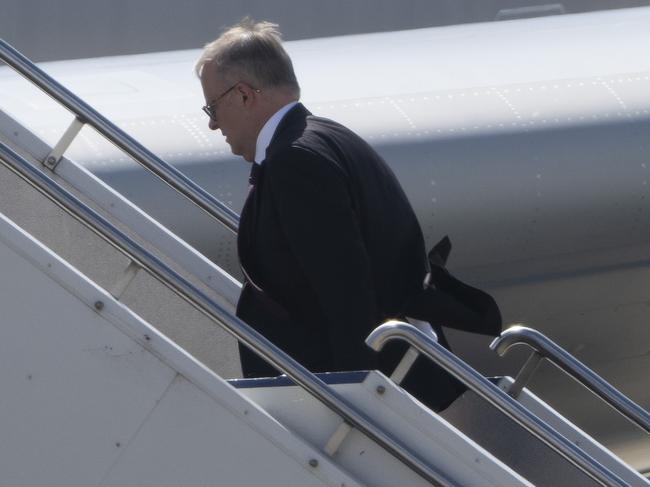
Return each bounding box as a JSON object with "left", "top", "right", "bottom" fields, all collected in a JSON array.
[
  {"left": 0, "top": 234, "right": 178, "bottom": 486},
  {"left": 0, "top": 109, "right": 241, "bottom": 309},
  {"left": 99, "top": 375, "right": 334, "bottom": 487},
  {"left": 1, "top": 109, "right": 242, "bottom": 378},
  {"left": 0, "top": 212, "right": 361, "bottom": 487},
  {"left": 239, "top": 372, "right": 533, "bottom": 487}
]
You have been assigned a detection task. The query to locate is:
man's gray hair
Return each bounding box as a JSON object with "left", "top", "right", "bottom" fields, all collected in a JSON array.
[{"left": 196, "top": 18, "right": 300, "bottom": 96}]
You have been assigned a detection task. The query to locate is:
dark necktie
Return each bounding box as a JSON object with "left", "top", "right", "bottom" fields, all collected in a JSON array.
[{"left": 249, "top": 162, "right": 260, "bottom": 186}]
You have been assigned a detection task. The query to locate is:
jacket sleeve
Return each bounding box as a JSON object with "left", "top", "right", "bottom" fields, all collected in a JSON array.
[
  {"left": 265, "top": 146, "right": 379, "bottom": 370},
  {"left": 405, "top": 265, "right": 502, "bottom": 336}
]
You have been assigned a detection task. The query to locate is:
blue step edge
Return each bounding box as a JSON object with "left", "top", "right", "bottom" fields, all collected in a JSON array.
[{"left": 229, "top": 370, "right": 371, "bottom": 389}]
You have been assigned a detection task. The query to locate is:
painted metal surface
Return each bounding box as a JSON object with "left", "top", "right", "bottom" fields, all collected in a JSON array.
[
  {"left": 0, "top": 108, "right": 242, "bottom": 378},
  {"left": 0, "top": 108, "right": 241, "bottom": 307},
  {"left": 0, "top": 38, "right": 240, "bottom": 234},
  {"left": 0, "top": 211, "right": 362, "bottom": 487},
  {"left": 240, "top": 370, "right": 532, "bottom": 487}
]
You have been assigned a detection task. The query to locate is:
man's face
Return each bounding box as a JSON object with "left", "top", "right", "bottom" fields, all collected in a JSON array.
[{"left": 200, "top": 66, "right": 256, "bottom": 161}]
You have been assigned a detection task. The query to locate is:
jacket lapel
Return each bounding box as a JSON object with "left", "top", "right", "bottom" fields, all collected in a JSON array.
[
  {"left": 238, "top": 163, "right": 266, "bottom": 291},
  {"left": 237, "top": 102, "right": 311, "bottom": 291},
  {"left": 264, "top": 103, "right": 311, "bottom": 161}
]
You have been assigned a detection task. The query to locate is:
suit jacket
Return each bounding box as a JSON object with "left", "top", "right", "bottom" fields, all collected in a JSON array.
[{"left": 236, "top": 103, "right": 428, "bottom": 376}]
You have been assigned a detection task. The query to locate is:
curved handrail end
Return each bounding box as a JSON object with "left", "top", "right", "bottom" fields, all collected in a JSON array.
[
  {"left": 490, "top": 324, "right": 537, "bottom": 356},
  {"left": 365, "top": 320, "right": 438, "bottom": 352}
]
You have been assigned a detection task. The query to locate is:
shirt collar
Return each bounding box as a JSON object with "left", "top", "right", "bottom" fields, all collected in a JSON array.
[{"left": 254, "top": 101, "right": 299, "bottom": 164}]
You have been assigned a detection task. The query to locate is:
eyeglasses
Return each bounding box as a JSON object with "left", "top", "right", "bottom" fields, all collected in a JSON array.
[
  {"left": 202, "top": 83, "right": 238, "bottom": 121},
  {"left": 201, "top": 82, "right": 261, "bottom": 121}
]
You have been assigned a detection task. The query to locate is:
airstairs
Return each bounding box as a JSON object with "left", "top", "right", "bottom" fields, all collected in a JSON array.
[{"left": 1, "top": 39, "right": 649, "bottom": 486}]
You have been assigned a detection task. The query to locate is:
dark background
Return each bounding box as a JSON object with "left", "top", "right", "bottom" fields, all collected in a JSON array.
[{"left": 2, "top": 0, "right": 650, "bottom": 62}]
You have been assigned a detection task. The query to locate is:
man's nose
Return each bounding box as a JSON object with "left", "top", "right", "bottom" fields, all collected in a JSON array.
[{"left": 208, "top": 118, "right": 219, "bottom": 131}]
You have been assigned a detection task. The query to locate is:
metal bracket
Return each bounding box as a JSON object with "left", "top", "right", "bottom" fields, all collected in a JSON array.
[
  {"left": 323, "top": 339, "right": 421, "bottom": 457},
  {"left": 324, "top": 329, "right": 422, "bottom": 455},
  {"left": 324, "top": 421, "right": 352, "bottom": 456},
  {"left": 43, "top": 116, "right": 84, "bottom": 170},
  {"left": 390, "top": 346, "right": 420, "bottom": 385},
  {"left": 110, "top": 260, "right": 140, "bottom": 300},
  {"left": 389, "top": 317, "right": 435, "bottom": 384},
  {"left": 508, "top": 351, "right": 543, "bottom": 399}
]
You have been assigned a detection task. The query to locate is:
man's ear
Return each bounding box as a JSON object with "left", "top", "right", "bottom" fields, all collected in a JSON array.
[{"left": 238, "top": 84, "right": 252, "bottom": 105}]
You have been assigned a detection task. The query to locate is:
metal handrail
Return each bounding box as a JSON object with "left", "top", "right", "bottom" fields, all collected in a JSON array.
[
  {"left": 366, "top": 320, "right": 630, "bottom": 487},
  {"left": 491, "top": 325, "right": 650, "bottom": 434},
  {"left": 0, "top": 141, "right": 454, "bottom": 487},
  {"left": 0, "top": 39, "right": 239, "bottom": 234}
]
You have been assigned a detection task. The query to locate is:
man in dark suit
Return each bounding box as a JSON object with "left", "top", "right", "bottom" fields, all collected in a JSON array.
[
  {"left": 197, "top": 18, "right": 428, "bottom": 373},
  {"left": 196, "top": 19, "right": 500, "bottom": 411}
]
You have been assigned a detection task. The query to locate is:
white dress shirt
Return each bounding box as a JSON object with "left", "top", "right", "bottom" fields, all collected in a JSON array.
[{"left": 254, "top": 101, "right": 299, "bottom": 164}]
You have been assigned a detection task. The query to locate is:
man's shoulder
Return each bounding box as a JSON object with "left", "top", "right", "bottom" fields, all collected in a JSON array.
[
  {"left": 266, "top": 104, "right": 379, "bottom": 172},
  {"left": 304, "top": 113, "right": 358, "bottom": 139},
  {"left": 273, "top": 104, "right": 361, "bottom": 149},
  {"left": 266, "top": 113, "right": 339, "bottom": 160},
  {"left": 263, "top": 123, "right": 350, "bottom": 182},
  {"left": 298, "top": 114, "right": 370, "bottom": 155}
]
